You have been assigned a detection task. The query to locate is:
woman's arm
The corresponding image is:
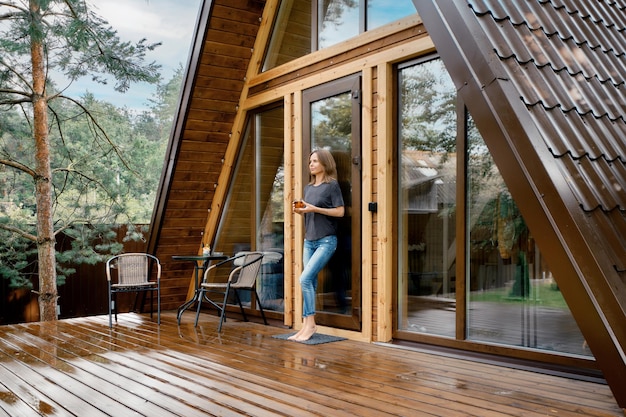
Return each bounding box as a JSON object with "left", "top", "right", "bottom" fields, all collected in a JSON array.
[
  {"left": 293, "top": 202, "right": 344, "bottom": 217},
  {"left": 313, "top": 205, "right": 344, "bottom": 218}
]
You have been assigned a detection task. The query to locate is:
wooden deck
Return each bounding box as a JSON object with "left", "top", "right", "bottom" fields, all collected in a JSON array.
[{"left": 0, "top": 312, "right": 621, "bottom": 417}]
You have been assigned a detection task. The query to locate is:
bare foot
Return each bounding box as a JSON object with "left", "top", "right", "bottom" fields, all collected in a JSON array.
[
  {"left": 295, "top": 326, "right": 317, "bottom": 342},
  {"left": 288, "top": 328, "right": 304, "bottom": 340}
]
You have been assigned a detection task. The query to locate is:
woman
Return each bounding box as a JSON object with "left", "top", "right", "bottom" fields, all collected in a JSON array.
[{"left": 289, "top": 149, "right": 345, "bottom": 342}]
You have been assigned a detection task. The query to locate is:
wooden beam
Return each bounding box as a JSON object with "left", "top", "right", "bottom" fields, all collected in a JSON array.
[
  {"left": 283, "top": 92, "right": 294, "bottom": 328},
  {"left": 242, "top": 36, "right": 435, "bottom": 111},
  {"left": 249, "top": 14, "right": 424, "bottom": 88},
  {"left": 376, "top": 63, "right": 394, "bottom": 342},
  {"left": 292, "top": 90, "right": 304, "bottom": 329}
]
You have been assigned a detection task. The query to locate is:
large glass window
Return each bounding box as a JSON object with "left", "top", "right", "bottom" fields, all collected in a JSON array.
[
  {"left": 262, "top": 0, "right": 312, "bottom": 71},
  {"left": 396, "top": 56, "right": 591, "bottom": 358},
  {"left": 466, "top": 115, "right": 590, "bottom": 356},
  {"left": 212, "top": 105, "right": 285, "bottom": 313},
  {"left": 397, "top": 57, "right": 457, "bottom": 337}
]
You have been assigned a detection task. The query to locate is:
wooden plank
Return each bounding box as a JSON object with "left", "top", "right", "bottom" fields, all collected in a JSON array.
[
  {"left": 0, "top": 333, "right": 127, "bottom": 416},
  {"left": 376, "top": 62, "right": 394, "bottom": 342}
]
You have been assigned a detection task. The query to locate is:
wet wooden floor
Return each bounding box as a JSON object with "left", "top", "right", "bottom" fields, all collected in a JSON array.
[{"left": 0, "top": 311, "right": 621, "bottom": 416}]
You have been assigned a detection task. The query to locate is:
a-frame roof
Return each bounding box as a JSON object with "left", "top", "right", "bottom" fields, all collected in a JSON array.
[{"left": 412, "top": 0, "right": 625, "bottom": 406}]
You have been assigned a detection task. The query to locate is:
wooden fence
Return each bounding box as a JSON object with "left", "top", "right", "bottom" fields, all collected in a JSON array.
[{"left": 0, "top": 225, "right": 147, "bottom": 324}]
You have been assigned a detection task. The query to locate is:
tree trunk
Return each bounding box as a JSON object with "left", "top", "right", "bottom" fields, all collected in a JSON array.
[{"left": 30, "top": 0, "right": 58, "bottom": 321}]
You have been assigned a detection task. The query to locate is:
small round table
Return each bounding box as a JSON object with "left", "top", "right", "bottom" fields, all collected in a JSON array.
[{"left": 172, "top": 254, "right": 228, "bottom": 324}]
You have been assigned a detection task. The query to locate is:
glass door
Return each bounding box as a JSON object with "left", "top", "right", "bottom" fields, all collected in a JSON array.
[{"left": 302, "top": 74, "right": 362, "bottom": 331}]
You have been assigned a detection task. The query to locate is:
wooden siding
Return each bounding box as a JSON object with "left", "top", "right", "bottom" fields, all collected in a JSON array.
[{"left": 0, "top": 312, "right": 621, "bottom": 417}]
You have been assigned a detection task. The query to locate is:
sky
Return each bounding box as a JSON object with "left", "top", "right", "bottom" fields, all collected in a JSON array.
[{"left": 66, "top": 0, "right": 202, "bottom": 112}]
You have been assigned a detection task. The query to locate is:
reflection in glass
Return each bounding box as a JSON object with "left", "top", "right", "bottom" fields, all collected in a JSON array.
[
  {"left": 466, "top": 114, "right": 591, "bottom": 356},
  {"left": 318, "top": 0, "right": 359, "bottom": 49},
  {"left": 367, "top": 0, "right": 415, "bottom": 31},
  {"left": 262, "top": 0, "right": 312, "bottom": 71},
  {"left": 214, "top": 106, "right": 285, "bottom": 313},
  {"left": 397, "top": 58, "right": 457, "bottom": 337},
  {"left": 256, "top": 108, "right": 286, "bottom": 312}
]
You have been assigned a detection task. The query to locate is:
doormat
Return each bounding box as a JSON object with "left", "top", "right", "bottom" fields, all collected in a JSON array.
[{"left": 272, "top": 332, "right": 347, "bottom": 345}]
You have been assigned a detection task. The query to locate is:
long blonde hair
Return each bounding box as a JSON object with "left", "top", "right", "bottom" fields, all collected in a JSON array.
[{"left": 309, "top": 148, "right": 338, "bottom": 184}]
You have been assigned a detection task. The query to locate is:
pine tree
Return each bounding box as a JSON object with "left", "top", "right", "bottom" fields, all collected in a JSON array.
[{"left": 0, "top": 0, "right": 161, "bottom": 321}]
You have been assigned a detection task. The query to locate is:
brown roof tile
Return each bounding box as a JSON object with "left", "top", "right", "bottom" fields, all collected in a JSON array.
[{"left": 471, "top": 0, "right": 626, "bottom": 218}]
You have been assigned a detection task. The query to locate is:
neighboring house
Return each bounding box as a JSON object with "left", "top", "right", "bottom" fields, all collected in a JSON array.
[{"left": 148, "top": 0, "right": 625, "bottom": 408}]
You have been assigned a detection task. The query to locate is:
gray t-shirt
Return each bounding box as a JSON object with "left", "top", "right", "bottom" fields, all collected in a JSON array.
[{"left": 304, "top": 180, "right": 345, "bottom": 241}]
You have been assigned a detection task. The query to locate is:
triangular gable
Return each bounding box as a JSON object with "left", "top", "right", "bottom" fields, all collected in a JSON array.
[
  {"left": 148, "top": 0, "right": 267, "bottom": 306},
  {"left": 412, "top": 0, "right": 625, "bottom": 407}
]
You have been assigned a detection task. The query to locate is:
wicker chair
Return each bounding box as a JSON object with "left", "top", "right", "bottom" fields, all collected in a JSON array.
[
  {"left": 105, "top": 253, "right": 161, "bottom": 328},
  {"left": 194, "top": 251, "right": 267, "bottom": 332}
]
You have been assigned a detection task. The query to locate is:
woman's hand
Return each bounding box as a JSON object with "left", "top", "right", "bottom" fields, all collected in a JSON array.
[{"left": 293, "top": 200, "right": 307, "bottom": 214}]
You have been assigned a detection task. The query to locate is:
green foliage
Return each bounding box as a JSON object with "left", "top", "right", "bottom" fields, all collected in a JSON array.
[
  {"left": 0, "top": 0, "right": 160, "bottom": 98},
  {"left": 0, "top": 1, "right": 182, "bottom": 291},
  {"left": 469, "top": 279, "right": 568, "bottom": 309},
  {"left": 0, "top": 227, "right": 35, "bottom": 288},
  {"left": 0, "top": 71, "right": 180, "bottom": 285}
]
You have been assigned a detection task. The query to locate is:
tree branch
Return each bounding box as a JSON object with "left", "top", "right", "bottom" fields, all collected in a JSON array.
[
  {"left": 53, "top": 219, "right": 92, "bottom": 237},
  {"left": 0, "top": 2, "right": 27, "bottom": 13},
  {"left": 0, "top": 223, "right": 37, "bottom": 242},
  {"left": 0, "top": 97, "right": 32, "bottom": 106},
  {"left": 52, "top": 166, "right": 100, "bottom": 185},
  {"left": 0, "top": 57, "right": 35, "bottom": 92},
  {"left": 0, "top": 158, "right": 37, "bottom": 177},
  {"left": 0, "top": 88, "right": 32, "bottom": 98}
]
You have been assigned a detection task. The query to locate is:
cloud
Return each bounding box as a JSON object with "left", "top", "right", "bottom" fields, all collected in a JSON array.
[{"left": 90, "top": 0, "right": 200, "bottom": 75}]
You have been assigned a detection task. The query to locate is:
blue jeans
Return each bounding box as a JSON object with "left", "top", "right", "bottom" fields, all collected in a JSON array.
[{"left": 301, "top": 235, "right": 338, "bottom": 317}]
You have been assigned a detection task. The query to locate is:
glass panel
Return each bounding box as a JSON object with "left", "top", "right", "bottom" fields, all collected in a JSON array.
[
  {"left": 262, "top": 0, "right": 312, "bottom": 71},
  {"left": 214, "top": 127, "right": 254, "bottom": 258},
  {"left": 367, "top": 0, "right": 415, "bottom": 30},
  {"left": 214, "top": 106, "right": 285, "bottom": 313},
  {"left": 466, "top": 114, "right": 591, "bottom": 356},
  {"left": 256, "top": 107, "right": 285, "bottom": 312},
  {"left": 311, "top": 92, "right": 353, "bottom": 315},
  {"left": 397, "top": 58, "right": 457, "bottom": 338},
  {"left": 318, "top": 0, "right": 359, "bottom": 49}
]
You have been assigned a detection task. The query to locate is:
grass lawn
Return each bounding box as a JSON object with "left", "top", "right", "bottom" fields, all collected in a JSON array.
[{"left": 469, "top": 279, "right": 568, "bottom": 309}]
